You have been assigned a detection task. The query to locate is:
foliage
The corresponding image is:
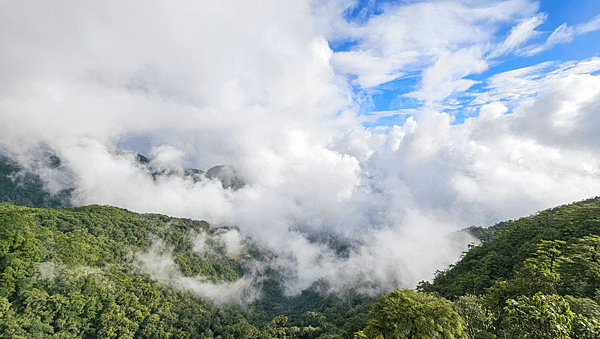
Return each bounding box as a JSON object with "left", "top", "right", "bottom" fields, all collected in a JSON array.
[
  {"left": 557, "top": 235, "right": 600, "bottom": 298},
  {"left": 452, "top": 295, "right": 495, "bottom": 339},
  {"left": 0, "top": 202, "right": 376, "bottom": 338},
  {"left": 502, "top": 292, "right": 573, "bottom": 339},
  {"left": 4, "top": 169, "right": 600, "bottom": 339},
  {"left": 420, "top": 197, "right": 600, "bottom": 299},
  {"left": 417, "top": 197, "right": 600, "bottom": 338},
  {"left": 355, "top": 288, "right": 466, "bottom": 339}
]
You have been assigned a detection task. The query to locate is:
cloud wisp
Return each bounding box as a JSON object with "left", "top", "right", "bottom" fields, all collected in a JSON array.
[
  {"left": 320, "top": 0, "right": 540, "bottom": 104},
  {"left": 520, "top": 13, "right": 600, "bottom": 56}
]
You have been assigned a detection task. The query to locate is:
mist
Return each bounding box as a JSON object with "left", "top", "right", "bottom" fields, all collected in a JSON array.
[
  {"left": 134, "top": 234, "right": 263, "bottom": 305},
  {"left": 2, "top": 0, "right": 600, "bottom": 296}
]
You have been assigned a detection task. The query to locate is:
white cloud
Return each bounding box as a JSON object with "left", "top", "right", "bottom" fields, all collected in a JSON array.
[
  {"left": 325, "top": 0, "right": 538, "bottom": 103},
  {"left": 576, "top": 13, "right": 600, "bottom": 34},
  {"left": 472, "top": 58, "right": 600, "bottom": 107},
  {"left": 450, "top": 58, "right": 600, "bottom": 218},
  {"left": 134, "top": 238, "right": 261, "bottom": 304},
  {"left": 521, "top": 23, "right": 575, "bottom": 56},
  {"left": 2, "top": 0, "right": 600, "bottom": 297},
  {"left": 331, "top": 50, "right": 417, "bottom": 88},
  {"left": 149, "top": 145, "right": 186, "bottom": 171},
  {"left": 409, "top": 47, "right": 488, "bottom": 103},
  {"left": 220, "top": 229, "right": 244, "bottom": 257},
  {"left": 490, "top": 13, "right": 546, "bottom": 57},
  {"left": 519, "top": 13, "right": 600, "bottom": 57}
]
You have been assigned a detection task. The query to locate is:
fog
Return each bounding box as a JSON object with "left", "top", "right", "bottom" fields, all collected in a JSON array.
[
  {"left": 2, "top": 0, "right": 600, "bottom": 297},
  {"left": 134, "top": 234, "right": 262, "bottom": 304}
]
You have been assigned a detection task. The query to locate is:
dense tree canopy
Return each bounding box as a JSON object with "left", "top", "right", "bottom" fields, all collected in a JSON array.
[
  {"left": 2, "top": 178, "right": 600, "bottom": 338},
  {"left": 419, "top": 197, "right": 600, "bottom": 338},
  {"left": 420, "top": 197, "right": 600, "bottom": 299},
  {"left": 355, "top": 289, "right": 465, "bottom": 339},
  {"left": 0, "top": 202, "right": 374, "bottom": 338}
]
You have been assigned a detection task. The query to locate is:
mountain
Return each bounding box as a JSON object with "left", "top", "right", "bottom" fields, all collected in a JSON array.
[
  {"left": 0, "top": 202, "right": 373, "bottom": 338},
  {"left": 0, "top": 151, "right": 374, "bottom": 338},
  {"left": 5, "top": 198, "right": 600, "bottom": 338},
  {"left": 0, "top": 151, "right": 244, "bottom": 211},
  {"left": 0, "top": 154, "right": 73, "bottom": 208},
  {"left": 136, "top": 153, "right": 246, "bottom": 190},
  {"left": 419, "top": 196, "right": 600, "bottom": 299},
  {"left": 3, "top": 150, "right": 600, "bottom": 337}
]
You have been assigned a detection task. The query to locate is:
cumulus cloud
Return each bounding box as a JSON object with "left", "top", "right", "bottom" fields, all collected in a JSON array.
[
  {"left": 322, "top": 0, "right": 538, "bottom": 102},
  {"left": 1, "top": 0, "right": 600, "bottom": 298}
]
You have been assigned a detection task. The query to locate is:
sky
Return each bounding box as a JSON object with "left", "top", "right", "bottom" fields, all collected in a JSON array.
[{"left": 1, "top": 0, "right": 600, "bottom": 299}]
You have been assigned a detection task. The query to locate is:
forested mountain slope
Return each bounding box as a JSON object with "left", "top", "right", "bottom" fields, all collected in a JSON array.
[
  {"left": 0, "top": 203, "right": 372, "bottom": 338},
  {"left": 419, "top": 197, "right": 600, "bottom": 299},
  {"left": 0, "top": 155, "right": 73, "bottom": 208},
  {"left": 3, "top": 150, "right": 600, "bottom": 338},
  {"left": 0, "top": 152, "right": 373, "bottom": 338},
  {"left": 414, "top": 197, "right": 600, "bottom": 338}
]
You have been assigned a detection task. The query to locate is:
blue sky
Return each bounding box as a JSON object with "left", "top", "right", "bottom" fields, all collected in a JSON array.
[{"left": 327, "top": 0, "right": 600, "bottom": 126}]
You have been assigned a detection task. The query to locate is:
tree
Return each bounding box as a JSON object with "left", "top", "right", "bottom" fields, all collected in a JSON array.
[
  {"left": 563, "top": 296, "right": 600, "bottom": 339},
  {"left": 570, "top": 314, "right": 600, "bottom": 339},
  {"left": 0, "top": 297, "right": 26, "bottom": 338},
  {"left": 512, "top": 240, "right": 565, "bottom": 297},
  {"left": 502, "top": 292, "right": 573, "bottom": 339},
  {"left": 0, "top": 207, "right": 44, "bottom": 298},
  {"left": 452, "top": 295, "right": 495, "bottom": 339},
  {"left": 355, "top": 289, "right": 466, "bottom": 339},
  {"left": 558, "top": 235, "right": 600, "bottom": 298}
]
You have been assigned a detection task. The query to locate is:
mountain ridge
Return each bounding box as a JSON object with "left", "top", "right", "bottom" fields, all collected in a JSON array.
[{"left": 3, "top": 150, "right": 600, "bottom": 337}]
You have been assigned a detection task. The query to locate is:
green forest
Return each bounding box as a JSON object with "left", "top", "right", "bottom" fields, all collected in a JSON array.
[
  {"left": 0, "top": 203, "right": 374, "bottom": 338},
  {"left": 2, "top": 156, "right": 600, "bottom": 338}
]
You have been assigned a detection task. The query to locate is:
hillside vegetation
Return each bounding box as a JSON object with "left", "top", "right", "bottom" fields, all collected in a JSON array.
[
  {"left": 419, "top": 197, "right": 600, "bottom": 338},
  {"left": 0, "top": 203, "right": 372, "bottom": 338},
  {"left": 420, "top": 197, "right": 600, "bottom": 299},
  {"left": 3, "top": 157, "right": 600, "bottom": 338}
]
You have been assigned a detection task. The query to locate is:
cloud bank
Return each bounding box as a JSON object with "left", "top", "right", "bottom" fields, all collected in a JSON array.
[{"left": 1, "top": 0, "right": 600, "bottom": 296}]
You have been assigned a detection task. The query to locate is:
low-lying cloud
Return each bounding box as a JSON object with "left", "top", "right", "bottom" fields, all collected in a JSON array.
[
  {"left": 2, "top": 0, "right": 600, "bottom": 297},
  {"left": 134, "top": 236, "right": 263, "bottom": 304}
]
